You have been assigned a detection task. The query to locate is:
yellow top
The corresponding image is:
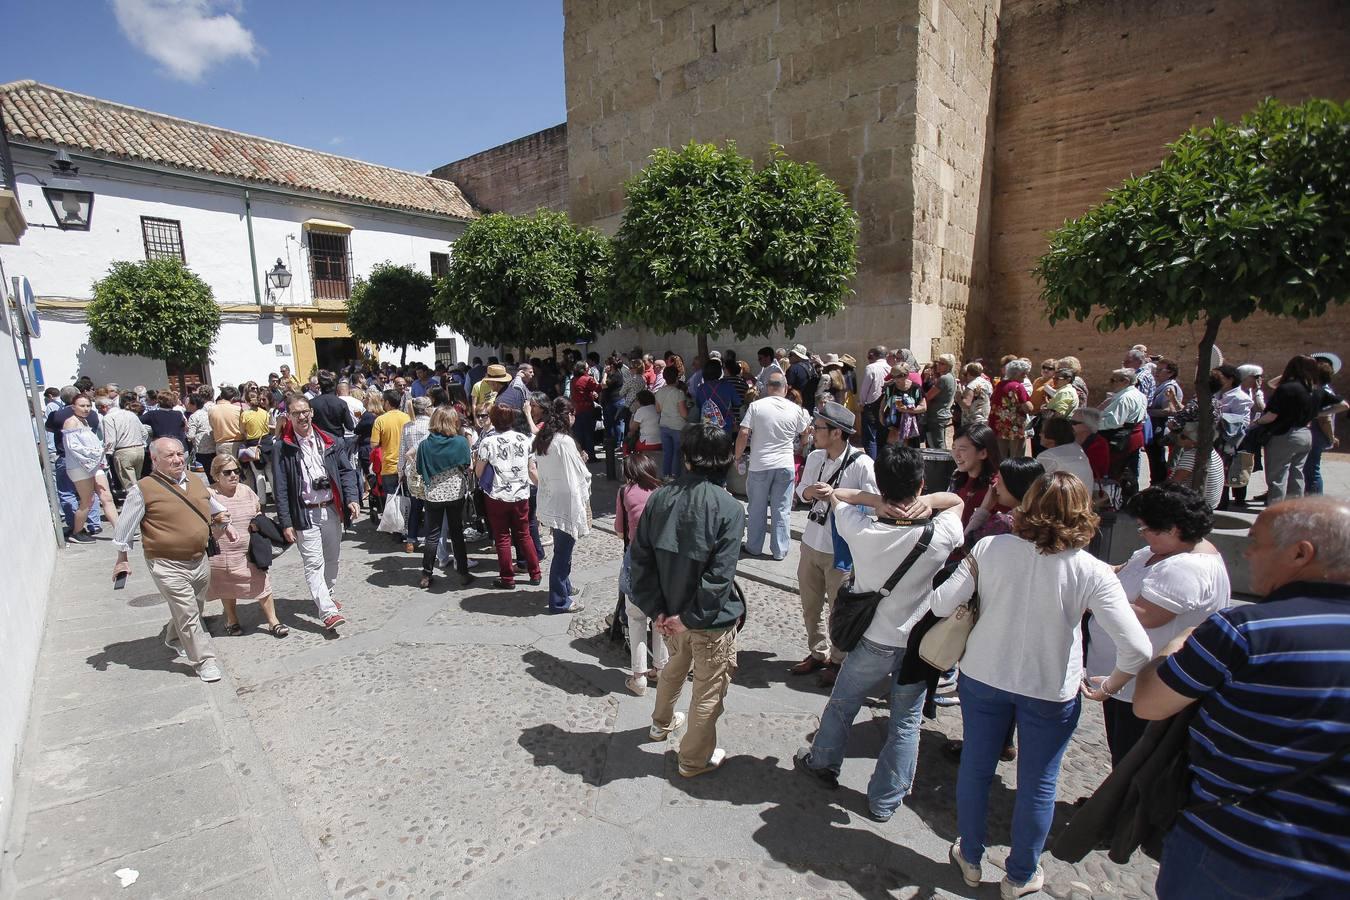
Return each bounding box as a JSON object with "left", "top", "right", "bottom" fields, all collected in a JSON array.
[
  {"left": 371, "top": 409, "right": 411, "bottom": 475},
  {"left": 241, "top": 408, "right": 270, "bottom": 441}
]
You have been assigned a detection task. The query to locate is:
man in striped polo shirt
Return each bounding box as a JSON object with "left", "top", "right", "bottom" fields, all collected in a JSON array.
[{"left": 1134, "top": 496, "right": 1349, "bottom": 898}]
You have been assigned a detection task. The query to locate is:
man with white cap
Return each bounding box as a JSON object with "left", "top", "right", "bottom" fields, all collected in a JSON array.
[
  {"left": 785, "top": 344, "right": 816, "bottom": 411},
  {"left": 791, "top": 401, "right": 877, "bottom": 685}
]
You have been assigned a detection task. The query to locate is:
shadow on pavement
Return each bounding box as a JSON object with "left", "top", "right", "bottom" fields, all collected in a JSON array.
[
  {"left": 521, "top": 648, "right": 626, "bottom": 697},
  {"left": 461, "top": 590, "right": 551, "bottom": 618},
  {"left": 85, "top": 632, "right": 191, "bottom": 676}
]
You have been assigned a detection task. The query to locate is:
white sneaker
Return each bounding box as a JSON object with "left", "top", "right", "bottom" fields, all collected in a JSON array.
[
  {"left": 679, "top": 747, "right": 726, "bottom": 778},
  {"left": 1000, "top": 866, "right": 1044, "bottom": 899},
  {"left": 649, "top": 711, "right": 685, "bottom": 741},
  {"left": 163, "top": 630, "right": 188, "bottom": 660},
  {"left": 950, "top": 840, "right": 982, "bottom": 888},
  {"left": 197, "top": 660, "right": 222, "bottom": 683}
]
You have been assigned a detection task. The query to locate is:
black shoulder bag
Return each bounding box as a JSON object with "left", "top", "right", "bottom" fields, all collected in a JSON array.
[
  {"left": 829, "top": 518, "right": 935, "bottom": 652},
  {"left": 150, "top": 472, "right": 221, "bottom": 556}
]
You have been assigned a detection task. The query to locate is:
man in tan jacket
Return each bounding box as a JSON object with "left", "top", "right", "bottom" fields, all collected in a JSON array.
[{"left": 112, "top": 437, "right": 231, "bottom": 682}]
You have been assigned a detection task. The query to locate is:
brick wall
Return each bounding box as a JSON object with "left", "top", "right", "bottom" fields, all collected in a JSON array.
[
  {"left": 984, "top": 0, "right": 1350, "bottom": 417},
  {"left": 563, "top": 0, "right": 1001, "bottom": 362},
  {"left": 431, "top": 124, "right": 568, "bottom": 215}
]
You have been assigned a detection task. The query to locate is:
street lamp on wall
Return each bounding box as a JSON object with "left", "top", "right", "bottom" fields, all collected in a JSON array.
[
  {"left": 40, "top": 151, "right": 94, "bottom": 230},
  {"left": 265, "top": 258, "right": 292, "bottom": 303}
]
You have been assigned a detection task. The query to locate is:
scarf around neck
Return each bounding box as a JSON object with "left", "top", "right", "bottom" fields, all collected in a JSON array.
[{"left": 417, "top": 432, "right": 470, "bottom": 481}]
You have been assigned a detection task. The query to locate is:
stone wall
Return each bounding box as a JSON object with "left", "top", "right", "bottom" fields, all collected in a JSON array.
[
  {"left": 432, "top": 124, "right": 569, "bottom": 215},
  {"left": 563, "top": 0, "right": 1001, "bottom": 361},
  {"left": 985, "top": 0, "right": 1350, "bottom": 407}
]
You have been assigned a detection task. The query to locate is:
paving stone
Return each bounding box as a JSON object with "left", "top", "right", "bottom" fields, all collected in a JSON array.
[{"left": 37, "top": 682, "right": 206, "bottom": 750}]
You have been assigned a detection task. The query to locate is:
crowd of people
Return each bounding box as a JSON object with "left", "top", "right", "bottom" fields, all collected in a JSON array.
[{"left": 38, "top": 340, "right": 1347, "bottom": 898}]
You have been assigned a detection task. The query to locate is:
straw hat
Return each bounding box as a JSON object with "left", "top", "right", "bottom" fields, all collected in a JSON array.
[
  {"left": 482, "top": 364, "right": 511, "bottom": 384},
  {"left": 789, "top": 344, "right": 809, "bottom": 360},
  {"left": 821, "top": 353, "right": 842, "bottom": 370}
]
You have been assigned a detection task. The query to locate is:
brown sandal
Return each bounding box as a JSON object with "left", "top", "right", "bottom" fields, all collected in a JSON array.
[{"left": 263, "top": 622, "right": 289, "bottom": 638}]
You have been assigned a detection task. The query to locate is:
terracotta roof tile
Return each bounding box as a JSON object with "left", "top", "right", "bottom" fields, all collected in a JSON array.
[{"left": 0, "top": 80, "right": 475, "bottom": 220}]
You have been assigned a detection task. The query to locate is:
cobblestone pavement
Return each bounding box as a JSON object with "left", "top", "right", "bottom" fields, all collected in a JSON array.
[{"left": 1, "top": 456, "right": 1241, "bottom": 899}]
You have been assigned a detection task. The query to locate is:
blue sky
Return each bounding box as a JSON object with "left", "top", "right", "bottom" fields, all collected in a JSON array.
[{"left": 1, "top": 0, "right": 566, "bottom": 173}]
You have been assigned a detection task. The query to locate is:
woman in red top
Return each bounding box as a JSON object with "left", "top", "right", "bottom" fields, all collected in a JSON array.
[
  {"left": 1071, "top": 407, "right": 1111, "bottom": 489},
  {"left": 990, "top": 358, "right": 1034, "bottom": 459},
  {"left": 569, "top": 361, "right": 600, "bottom": 460},
  {"left": 949, "top": 423, "right": 1003, "bottom": 531}
]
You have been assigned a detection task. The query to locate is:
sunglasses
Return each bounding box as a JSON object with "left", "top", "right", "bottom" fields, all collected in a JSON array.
[
  {"left": 220, "top": 468, "right": 240, "bottom": 476},
  {"left": 1041, "top": 365, "right": 1054, "bottom": 371}
]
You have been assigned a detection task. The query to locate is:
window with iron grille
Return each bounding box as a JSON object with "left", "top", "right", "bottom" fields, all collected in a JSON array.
[
  {"left": 308, "top": 231, "right": 351, "bottom": 300},
  {"left": 434, "top": 338, "right": 456, "bottom": 366},
  {"left": 430, "top": 251, "right": 450, "bottom": 280},
  {"left": 141, "top": 217, "right": 185, "bottom": 261}
]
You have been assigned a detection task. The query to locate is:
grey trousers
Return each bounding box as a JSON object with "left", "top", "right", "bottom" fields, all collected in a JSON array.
[{"left": 1264, "top": 427, "right": 1311, "bottom": 505}]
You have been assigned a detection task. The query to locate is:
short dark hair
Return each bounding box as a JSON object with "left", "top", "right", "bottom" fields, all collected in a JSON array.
[
  {"left": 488, "top": 403, "right": 517, "bottom": 431},
  {"left": 1125, "top": 482, "right": 1213, "bottom": 542},
  {"left": 119, "top": 390, "right": 139, "bottom": 408},
  {"left": 318, "top": 369, "right": 337, "bottom": 393},
  {"left": 218, "top": 384, "right": 238, "bottom": 402},
  {"left": 382, "top": 389, "right": 402, "bottom": 409},
  {"left": 637, "top": 389, "right": 655, "bottom": 406},
  {"left": 874, "top": 444, "right": 925, "bottom": 503},
  {"left": 1041, "top": 416, "right": 1077, "bottom": 447},
  {"left": 680, "top": 422, "right": 734, "bottom": 477},
  {"left": 997, "top": 458, "right": 1045, "bottom": 504},
  {"left": 428, "top": 387, "right": 449, "bottom": 408},
  {"left": 758, "top": 346, "right": 774, "bottom": 358}
]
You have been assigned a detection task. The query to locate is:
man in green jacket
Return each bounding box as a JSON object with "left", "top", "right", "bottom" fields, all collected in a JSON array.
[{"left": 631, "top": 421, "right": 746, "bottom": 777}]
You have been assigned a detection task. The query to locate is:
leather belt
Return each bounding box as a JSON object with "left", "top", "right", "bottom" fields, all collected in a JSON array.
[{"left": 303, "top": 500, "right": 332, "bottom": 509}]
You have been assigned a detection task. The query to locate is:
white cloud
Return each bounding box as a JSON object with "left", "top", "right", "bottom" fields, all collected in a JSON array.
[{"left": 112, "top": 0, "right": 259, "bottom": 82}]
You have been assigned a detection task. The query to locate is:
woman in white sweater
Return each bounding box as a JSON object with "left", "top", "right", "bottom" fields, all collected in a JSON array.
[
  {"left": 932, "top": 471, "right": 1151, "bottom": 898},
  {"left": 533, "top": 398, "right": 591, "bottom": 614}
]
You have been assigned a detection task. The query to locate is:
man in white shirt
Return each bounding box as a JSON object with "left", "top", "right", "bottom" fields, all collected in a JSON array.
[
  {"left": 99, "top": 392, "right": 147, "bottom": 498},
  {"left": 859, "top": 346, "right": 890, "bottom": 458},
  {"left": 754, "top": 345, "right": 783, "bottom": 394},
  {"left": 790, "top": 401, "right": 877, "bottom": 684},
  {"left": 735, "top": 373, "right": 810, "bottom": 560},
  {"left": 793, "top": 444, "right": 964, "bottom": 821},
  {"left": 1035, "top": 416, "right": 1096, "bottom": 493}
]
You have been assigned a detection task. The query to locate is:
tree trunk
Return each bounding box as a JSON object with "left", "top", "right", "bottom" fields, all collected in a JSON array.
[
  {"left": 400, "top": 344, "right": 407, "bottom": 367},
  {"left": 1191, "top": 315, "right": 1223, "bottom": 495},
  {"left": 696, "top": 332, "right": 709, "bottom": 361}
]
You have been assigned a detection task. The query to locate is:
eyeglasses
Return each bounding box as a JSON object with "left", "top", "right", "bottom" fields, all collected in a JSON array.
[
  {"left": 1041, "top": 365, "right": 1054, "bottom": 371},
  {"left": 291, "top": 410, "right": 313, "bottom": 417},
  {"left": 220, "top": 468, "right": 240, "bottom": 476}
]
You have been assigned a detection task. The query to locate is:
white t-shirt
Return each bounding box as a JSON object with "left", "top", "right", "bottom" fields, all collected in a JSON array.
[
  {"left": 1086, "top": 546, "right": 1231, "bottom": 702},
  {"left": 1036, "top": 443, "right": 1096, "bottom": 491},
  {"left": 795, "top": 448, "right": 877, "bottom": 553},
  {"left": 631, "top": 404, "right": 661, "bottom": 445},
  {"left": 835, "top": 504, "right": 964, "bottom": 648},
  {"left": 741, "top": 396, "right": 809, "bottom": 472},
  {"left": 931, "top": 535, "right": 1152, "bottom": 702},
  {"left": 476, "top": 430, "right": 534, "bottom": 503}
]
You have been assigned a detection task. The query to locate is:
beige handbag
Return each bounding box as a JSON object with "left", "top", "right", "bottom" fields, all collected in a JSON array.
[{"left": 918, "top": 557, "right": 981, "bottom": 670}]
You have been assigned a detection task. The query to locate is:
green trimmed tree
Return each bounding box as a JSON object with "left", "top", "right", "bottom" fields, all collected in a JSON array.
[
  {"left": 346, "top": 262, "right": 440, "bottom": 366},
  {"left": 1036, "top": 98, "right": 1350, "bottom": 489},
  {"left": 87, "top": 258, "right": 221, "bottom": 394},
  {"left": 610, "top": 141, "right": 858, "bottom": 358},
  {"left": 434, "top": 210, "right": 613, "bottom": 355}
]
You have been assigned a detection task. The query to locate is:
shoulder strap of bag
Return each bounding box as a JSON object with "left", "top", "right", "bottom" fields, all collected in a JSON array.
[
  {"left": 825, "top": 450, "right": 860, "bottom": 489},
  {"left": 149, "top": 472, "right": 214, "bottom": 530},
  {"left": 618, "top": 485, "right": 630, "bottom": 549},
  {"left": 1186, "top": 741, "right": 1350, "bottom": 816},
  {"left": 879, "top": 519, "right": 936, "bottom": 598}
]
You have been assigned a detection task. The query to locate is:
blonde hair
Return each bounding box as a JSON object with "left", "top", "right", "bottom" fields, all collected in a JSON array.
[
  {"left": 210, "top": 453, "right": 242, "bottom": 480},
  {"left": 1013, "top": 471, "right": 1099, "bottom": 553},
  {"left": 1056, "top": 356, "right": 1082, "bottom": 376},
  {"left": 365, "top": 393, "right": 385, "bottom": 415},
  {"left": 429, "top": 406, "right": 460, "bottom": 436}
]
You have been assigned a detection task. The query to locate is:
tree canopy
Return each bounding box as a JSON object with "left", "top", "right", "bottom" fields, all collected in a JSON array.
[
  {"left": 609, "top": 141, "right": 858, "bottom": 355},
  {"left": 87, "top": 258, "right": 221, "bottom": 389},
  {"left": 1035, "top": 98, "right": 1349, "bottom": 487},
  {"left": 434, "top": 210, "right": 613, "bottom": 352},
  {"left": 346, "top": 262, "right": 440, "bottom": 366}
]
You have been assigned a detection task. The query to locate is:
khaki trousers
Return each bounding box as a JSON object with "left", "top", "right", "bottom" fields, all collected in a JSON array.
[
  {"left": 652, "top": 627, "right": 737, "bottom": 773},
  {"left": 798, "top": 544, "right": 847, "bottom": 663},
  {"left": 147, "top": 554, "right": 216, "bottom": 668},
  {"left": 112, "top": 446, "right": 145, "bottom": 493}
]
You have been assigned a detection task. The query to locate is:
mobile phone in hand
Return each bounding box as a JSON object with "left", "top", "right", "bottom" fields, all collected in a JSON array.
[{"left": 113, "top": 572, "right": 127, "bottom": 590}]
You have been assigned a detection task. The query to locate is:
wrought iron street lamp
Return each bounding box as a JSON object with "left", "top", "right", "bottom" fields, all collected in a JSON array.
[
  {"left": 266, "top": 258, "right": 292, "bottom": 291},
  {"left": 40, "top": 151, "right": 93, "bottom": 231}
]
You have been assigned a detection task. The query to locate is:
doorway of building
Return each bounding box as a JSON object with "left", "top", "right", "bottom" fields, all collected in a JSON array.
[{"left": 314, "top": 337, "right": 360, "bottom": 373}]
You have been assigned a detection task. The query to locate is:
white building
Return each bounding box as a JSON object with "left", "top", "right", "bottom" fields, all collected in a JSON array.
[{"left": 0, "top": 80, "right": 476, "bottom": 390}]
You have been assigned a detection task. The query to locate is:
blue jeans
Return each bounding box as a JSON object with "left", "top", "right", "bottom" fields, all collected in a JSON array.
[
  {"left": 572, "top": 409, "right": 597, "bottom": 459},
  {"left": 659, "top": 426, "right": 683, "bottom": 478},
  {"left": 1303, "top": 427, "right": 1330, "bottom": 495},
  {"left": 806, "top": 638, "right": 927, "bottom": 817},
  {"left": 1156, "top": 823, "right": 1337, "bottom": 899},
  {"left": 55, "top": 461, "right": 102, "bottom": 533},
  {"left": 955, "top": 674, "right": 1081, "bottom": 883},
  {"left": 547, "top": 528, "right": 577, "bottom": 611},
  {"left": 745, "top": 466, "right": 793, "bottom": 558}
]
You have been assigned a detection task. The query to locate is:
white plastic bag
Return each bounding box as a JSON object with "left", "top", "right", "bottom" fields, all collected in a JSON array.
[{"left": 378, "top": 485, "right": 409, "bottom": 534}]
